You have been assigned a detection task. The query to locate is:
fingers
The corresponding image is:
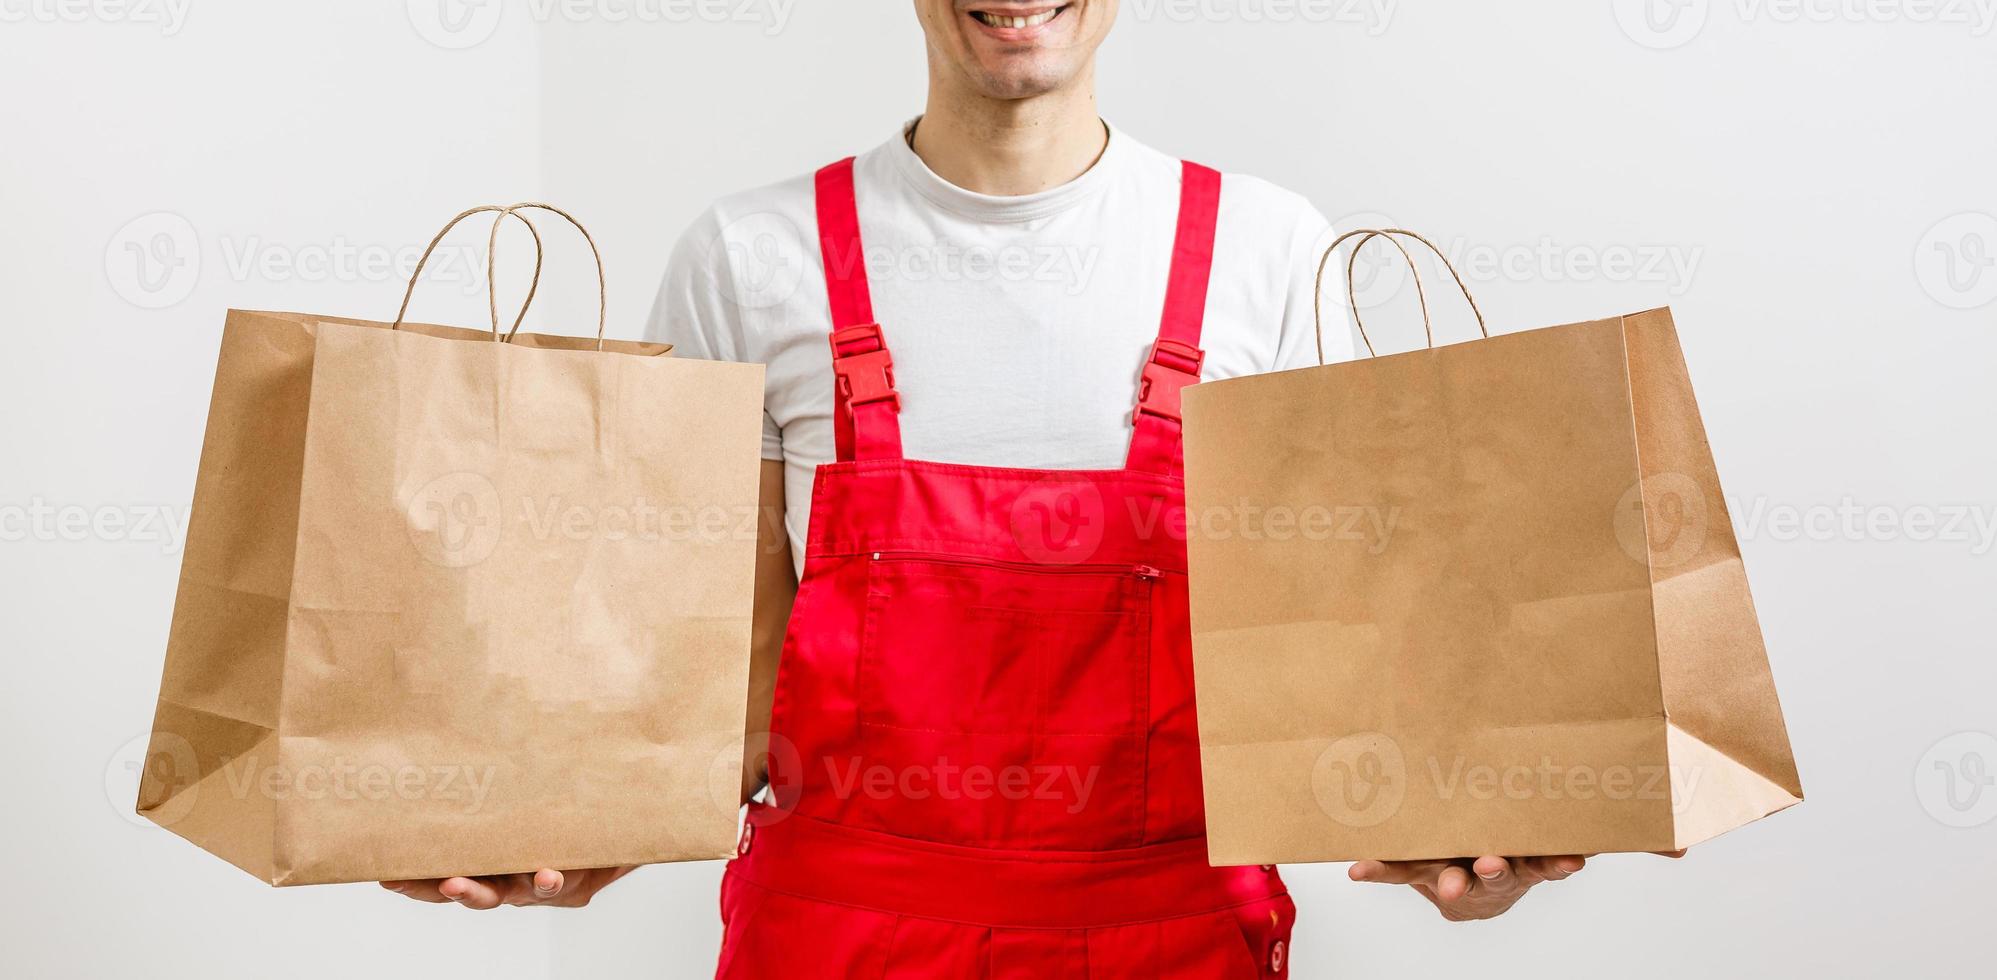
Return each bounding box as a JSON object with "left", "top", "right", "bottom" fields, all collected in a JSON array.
[
  {"left": 1349, "top": 859, "right": 1454, "bottom": 885},
  {"left": 1462, "top": 855, "right": 1587, "bottom": 895},
  {"left": 1519, "top": 854, "right": 1587, "bottom": 882},
  {"left": 1471, "top": 855, "right": 1515, "bottom": 889},
  {"left": 382, "top": 870, "right": 588, "bottom": 909},
  {"left": 1351, "top": 858, "right": 1504, "bottom": 899},
  {"left": 1352, "top": 854, "right": 1588, "bottom": 923},
  {"left": 439, "top": 875, "right": 506, "bottom": 910},
  {"left": 533, "top": 869, "right": 566, "bottom": 902},
  {"left": 1435, "top": 863, "right": 1478, "bottom": 902},
  {"left": 1352, "top": 854, "right": 1587, "bottom": 901},
  {"left": 380, "top": 879, "right": 451, "bottom": 903},
  {"left": 449, "top": 873, "right": 556, "bottom": 909}
]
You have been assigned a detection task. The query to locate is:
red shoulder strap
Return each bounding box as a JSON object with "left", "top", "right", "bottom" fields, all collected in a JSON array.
[
  {"left": 1126, "top": 161, "right": 1221, "bottom": 475},
  {"left": 815, "top": 157, "right": 902, "bottom": 462}
]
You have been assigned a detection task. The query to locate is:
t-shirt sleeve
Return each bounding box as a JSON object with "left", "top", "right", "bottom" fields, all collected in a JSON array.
[
  {"left": 1272, "top": 204, "right": 1358, "bottom": 374},
  {"left": 644, "top": 206, "right": 786, "bottom": 461}
]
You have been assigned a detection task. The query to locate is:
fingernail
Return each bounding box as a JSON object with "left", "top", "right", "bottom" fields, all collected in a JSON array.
[
  {"left": 536, "top": 882, "right": 557, "bottom": 894},
  {"left": 1479, "top": 869, "right": 1503, "bottom": 880},
  {"left": 385, "top": 883, "right": 404, "bottom": 893}
]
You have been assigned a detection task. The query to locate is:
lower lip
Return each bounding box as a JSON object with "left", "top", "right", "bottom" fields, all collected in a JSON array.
[{"left": 968, "top": 6, "right": 1069, "bottom": 42}]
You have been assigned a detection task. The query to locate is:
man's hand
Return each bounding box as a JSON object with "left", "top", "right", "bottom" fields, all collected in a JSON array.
[
  {"left": 1349, "top": 851, "right": 1685, "bottom": 921},
  {"left": 1349, "top": 855, "right": 1586, "bottom": 921},
  {"left": 380, "top": 867, "right": 634, "bottom": 910}
]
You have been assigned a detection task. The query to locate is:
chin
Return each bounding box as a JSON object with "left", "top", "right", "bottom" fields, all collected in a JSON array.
[
  {"left": 945, "top": 2, "right": 1104, "bottom": 98},
  {"left": 969, "top": 62, "right": 1077, "bottom": 100}
]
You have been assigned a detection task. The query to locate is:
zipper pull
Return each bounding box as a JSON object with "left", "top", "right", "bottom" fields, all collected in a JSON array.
[{"left": 1133, "top": 564, "right": 1161, "bottom": 580}]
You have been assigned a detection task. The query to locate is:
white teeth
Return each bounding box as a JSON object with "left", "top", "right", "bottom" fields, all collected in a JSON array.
[{"left": 975, "top": 8, "right": 1060, "bottom": 29}]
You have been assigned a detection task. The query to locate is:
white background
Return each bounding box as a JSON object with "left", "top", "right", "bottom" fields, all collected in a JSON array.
[{"left": 3, "top": 1, "right": 1994, "bottom": 977}]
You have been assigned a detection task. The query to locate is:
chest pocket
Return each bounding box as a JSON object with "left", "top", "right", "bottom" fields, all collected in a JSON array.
[{"left": 852, "top": 552, "right": 1157, "bottom": 849}]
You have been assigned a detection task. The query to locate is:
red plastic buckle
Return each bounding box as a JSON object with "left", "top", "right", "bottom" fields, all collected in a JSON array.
[
  {"left": 830, "top": 323, "right": 900, "bottom": 410},
  {"left": 1135, "top": 338, "right": 1205, "bottom": 423}
]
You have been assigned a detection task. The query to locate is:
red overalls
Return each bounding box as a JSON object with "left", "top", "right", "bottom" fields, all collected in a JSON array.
[{"left": 715, "top": 157, "right": 1294, "bottom": 978}]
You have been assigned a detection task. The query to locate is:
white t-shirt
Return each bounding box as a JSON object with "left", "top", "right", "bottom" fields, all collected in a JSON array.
[{"left": 646, "top": 122, "right": 1353, "bottom": 565}]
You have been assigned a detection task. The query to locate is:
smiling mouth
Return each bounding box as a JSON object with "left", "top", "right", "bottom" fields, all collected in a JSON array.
[{"left": 969, "top": 5, "right": 1070, "bottom": 30}]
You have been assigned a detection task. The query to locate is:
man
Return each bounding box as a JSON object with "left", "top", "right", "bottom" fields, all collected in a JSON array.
[{"left": 382, "top": 1, "right": 1595, "bottom": 972}]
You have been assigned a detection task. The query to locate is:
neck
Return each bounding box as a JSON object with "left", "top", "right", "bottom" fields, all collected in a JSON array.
[{"left": 911, "top": 74, "right": 1107, "bottom": 197}]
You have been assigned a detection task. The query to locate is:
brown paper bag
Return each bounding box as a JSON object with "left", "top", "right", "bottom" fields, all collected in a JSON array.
[
  {"left": 1183, "top": 230, "right": 1801, "bottom": 864},
  {"left": 137, "top": 205, "right": 766, "bottom": 885}
]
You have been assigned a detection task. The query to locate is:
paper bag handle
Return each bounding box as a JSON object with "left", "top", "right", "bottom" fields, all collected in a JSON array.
[
  {"left": 1313, "top": 228, "right": 1487, "bottom": 363},
  {"left": 391, "top": 205, "right": 544, "bottom": 339},
  {"left": 393, "top": 202, "right": 609, "bottom": 350}
]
